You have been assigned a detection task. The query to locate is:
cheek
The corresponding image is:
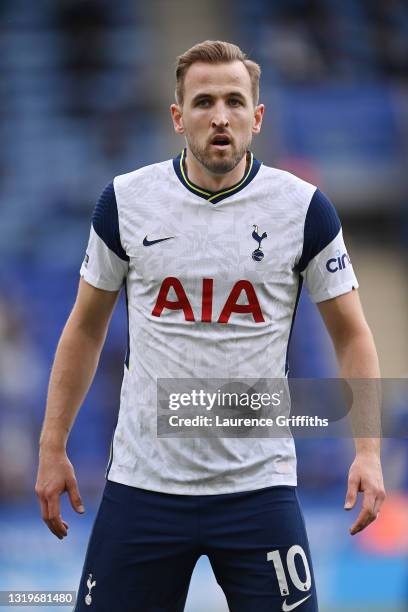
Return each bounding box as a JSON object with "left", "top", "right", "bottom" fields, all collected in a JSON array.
[
  {"left": 183, "top": 114, "right": 208, "bottom": 134},
  {"left": 232, "top": 111, "right": 253, "bottom": 129},
  {"left": 236, "top": 122, "right": 254, "bottom": 140}
]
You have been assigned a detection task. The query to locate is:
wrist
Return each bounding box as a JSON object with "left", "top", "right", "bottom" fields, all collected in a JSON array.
[
  {"left": 39, "top": 432, "right": 67, "bottom": 454},
  {"left": 354, "top": 437, "right": 381, "bottom": 457}
]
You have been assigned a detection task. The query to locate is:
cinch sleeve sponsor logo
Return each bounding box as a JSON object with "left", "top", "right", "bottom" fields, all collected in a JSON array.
[{"left": 325, "top": 250, "right": 351, "bottom": 273}]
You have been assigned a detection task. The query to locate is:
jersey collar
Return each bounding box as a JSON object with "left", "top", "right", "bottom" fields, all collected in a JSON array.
[{"left": 173, "top": 148, "right": 261, "bottom": 204}]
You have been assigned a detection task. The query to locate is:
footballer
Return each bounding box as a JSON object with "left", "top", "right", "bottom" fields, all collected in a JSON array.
[{"left": 36, "top": 41, "right": 385, "bottom": 611}]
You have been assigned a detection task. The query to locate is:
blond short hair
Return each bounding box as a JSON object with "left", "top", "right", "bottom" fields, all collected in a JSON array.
[{"left": 175, "top": 40, "right": 261, "bottom": 106}]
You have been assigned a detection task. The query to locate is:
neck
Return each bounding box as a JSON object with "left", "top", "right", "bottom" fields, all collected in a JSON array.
[{"left": 184, "top": 148, "right": 248, "bottom": 192}]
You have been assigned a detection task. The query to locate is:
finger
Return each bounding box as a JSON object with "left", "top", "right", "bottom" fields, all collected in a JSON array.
[
  {"left": 344, "top": 477, "right": 359, "bottom": 509},
  {"left": 44, "top": 513, "right": 67, "bottom": 538},
  {"left": 38, "top": 495, "right": 50, "bottom": 522},
  {"left": 45, "top": 494, "right": 68, "bottom": 539},
  {"left": 350, "top": 512, "right": 374, "bottom": 535},
  {"left": 37, "top": 488, "right": 67, "bottom": 538},
  {"left": 350, "top": 493, "right": 376, "bottom": 535},
  {"left": 373, "top": 491, "right": 386, "bottom": 516},
  {"left": 66, "top": 478, "right": 85, "bottom": 514}
]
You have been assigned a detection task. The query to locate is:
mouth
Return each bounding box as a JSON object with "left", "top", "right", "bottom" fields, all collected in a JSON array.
[{"left": 210, "top": 134, "right": 231, "bottom": 149}]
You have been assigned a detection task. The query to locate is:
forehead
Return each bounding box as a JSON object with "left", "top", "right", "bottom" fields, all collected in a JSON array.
[{"left": 183, "top": 61, "right": 252, "bottom": 99}]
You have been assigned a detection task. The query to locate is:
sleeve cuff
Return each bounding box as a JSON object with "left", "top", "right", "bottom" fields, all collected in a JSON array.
[
  {"left": 80, "top": 266, "right": 123, "bottom": 292},
  {"left": 310, "top": 280, "right": 359, "bottom": 304}
]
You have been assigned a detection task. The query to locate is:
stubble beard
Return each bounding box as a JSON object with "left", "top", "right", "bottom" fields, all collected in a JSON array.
[{"left": 186, "top": 133, "right": 251, "bottom": 175}]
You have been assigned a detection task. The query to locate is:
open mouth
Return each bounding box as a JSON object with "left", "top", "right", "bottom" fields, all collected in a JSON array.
[{"left": 211, "top": 134, "right": 231, "bottom": 148}]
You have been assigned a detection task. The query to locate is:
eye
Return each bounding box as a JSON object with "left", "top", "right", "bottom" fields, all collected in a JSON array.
[
  {"left": 196, "top": 99, "right": 211, "bottom": 108},
  {"left": 228, "top": 98, "right": 242, "bottom": 107}
]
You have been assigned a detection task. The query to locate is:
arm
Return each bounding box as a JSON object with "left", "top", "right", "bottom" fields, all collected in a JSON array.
[
  {"left": 318, "top": 290, "right": 386, "bottom": 535},
  {"left": 35, "top": 278, "right": 120, "bottom": 539}
]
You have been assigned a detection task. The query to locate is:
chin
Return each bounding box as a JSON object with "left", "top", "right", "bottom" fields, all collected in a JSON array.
[
  {"left": 208, "top": 161, "right": 236, "bottom": 175},
  {"left": 188, "top": 141, "right": 244, "bottom": 175},
  {"left": 205, "top": 151, "right": 239, "bottom": 175}
]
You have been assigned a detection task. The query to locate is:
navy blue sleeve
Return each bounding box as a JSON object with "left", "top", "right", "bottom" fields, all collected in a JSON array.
[
  {"left": 297, "top": 189, "right": 341, "bottom": 273},
  {"left": 92, "top": 182, "right": 129, "bottom": 262}
]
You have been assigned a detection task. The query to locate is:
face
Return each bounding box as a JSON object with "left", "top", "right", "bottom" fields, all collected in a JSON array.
[{"left": 171, "top": 61, "right": 264, "bottom": 175}]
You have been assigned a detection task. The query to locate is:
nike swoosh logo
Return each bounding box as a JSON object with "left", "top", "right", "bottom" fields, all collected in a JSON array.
[
  {"left": 143, "top": 236, "right": 175, "bottom": 247},
  {"left": 282, "top": 594, "right": 311, "bottom": 611}
]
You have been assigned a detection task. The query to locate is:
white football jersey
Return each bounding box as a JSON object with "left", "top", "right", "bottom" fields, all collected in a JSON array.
[{"left": 80, "top": 150, "right": 358, "bottom": 494}]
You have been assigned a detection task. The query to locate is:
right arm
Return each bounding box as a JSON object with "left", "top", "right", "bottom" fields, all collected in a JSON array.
[{"left": 35, "top": 278, "right": 120, "bottom": 539}]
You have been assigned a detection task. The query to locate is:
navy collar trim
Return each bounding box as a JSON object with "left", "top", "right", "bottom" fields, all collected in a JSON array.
[{"left": 172, "top": 149, "right": 261, "bottom": 204}]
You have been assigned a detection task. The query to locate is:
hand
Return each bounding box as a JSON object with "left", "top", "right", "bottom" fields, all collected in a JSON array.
[
  {"left": 344, "top": 453, "right": 386, "bottom": 535},
  {"left": 35, "top": 449, "right": 85, "bottom": 539}
]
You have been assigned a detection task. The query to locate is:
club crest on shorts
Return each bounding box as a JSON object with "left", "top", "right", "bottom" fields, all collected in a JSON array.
[
  {"left": 85, "top": 573, "right": 96, "bottom": 606},
  {"left": 252, "top": 225, "right": 267, "bottom": 261}
]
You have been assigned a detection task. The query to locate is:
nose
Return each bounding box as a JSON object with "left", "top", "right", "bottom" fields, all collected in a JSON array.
[{"left": 211, "top": 102, "right": 229, "bottom": 128}]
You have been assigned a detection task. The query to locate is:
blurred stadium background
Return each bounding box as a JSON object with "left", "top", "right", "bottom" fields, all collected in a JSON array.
[{"left": 0, "top": 1, "right": 407, "bottom": 610}]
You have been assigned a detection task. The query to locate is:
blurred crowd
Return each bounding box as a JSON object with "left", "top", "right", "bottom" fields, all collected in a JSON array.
[{"left": 239, "top": 0, "right": 408, "bottom": 83}]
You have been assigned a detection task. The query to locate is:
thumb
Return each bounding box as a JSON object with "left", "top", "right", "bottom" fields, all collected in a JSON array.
[
  {"left": 67, "top": 478, "right": 85, "bottom": 514},
  {"left": 344, "top": 477, "right": 358, "bottom": 510}
]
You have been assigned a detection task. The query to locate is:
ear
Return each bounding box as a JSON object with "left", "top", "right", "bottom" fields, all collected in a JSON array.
[
  {"left": 252, "top": 104, "right": 265, "bottom": 134},
  {"left": 170, "top": 103, "right": 185, "bottom": 135}
]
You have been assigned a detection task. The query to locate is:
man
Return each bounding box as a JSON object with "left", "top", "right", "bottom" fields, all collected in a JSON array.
[{"left": 35, "top": 41, "right": 385, "bottom": 612}]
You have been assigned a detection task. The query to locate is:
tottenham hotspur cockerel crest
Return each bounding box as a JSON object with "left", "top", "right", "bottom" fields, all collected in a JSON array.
[
  {"left": 252, "top": 225, "right": 267, "bottom": 261},
  {"left": 85, "top": 573, "right": 96, "bottom": 606}
]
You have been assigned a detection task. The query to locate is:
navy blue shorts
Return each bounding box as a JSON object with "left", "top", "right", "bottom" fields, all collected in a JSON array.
[{"left": 74, "top": 480, "right": 318, "bottom": 611}]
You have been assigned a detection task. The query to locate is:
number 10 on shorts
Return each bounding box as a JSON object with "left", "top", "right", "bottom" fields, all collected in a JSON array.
[{"left": 267, "top": 545, "right": 312, "bottom": 596}]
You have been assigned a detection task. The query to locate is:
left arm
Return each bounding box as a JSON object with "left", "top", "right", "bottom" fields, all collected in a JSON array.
[{"left": 318, "top": 289, "right": 386, "bottom": 535}]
